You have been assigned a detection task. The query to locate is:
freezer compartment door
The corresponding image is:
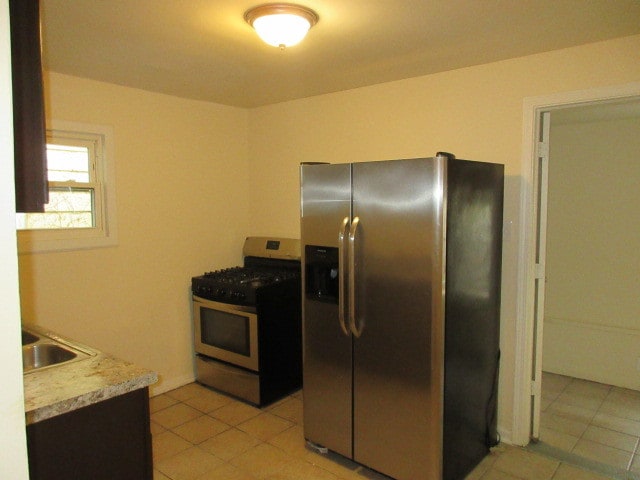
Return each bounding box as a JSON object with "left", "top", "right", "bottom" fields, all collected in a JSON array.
[
  {"left": 300, "top": 163, "right": 353, "bottom": 458},
  {"left": 302, "top": 300, "right": 353, "bottom": 458},
  {"left": 351, "top": 158, "right": 446, "bottom": 480}
]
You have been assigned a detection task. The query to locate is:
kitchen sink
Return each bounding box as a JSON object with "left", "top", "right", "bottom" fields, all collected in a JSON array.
[
  {"left": 21, "top": 327, "right": 96, "bottom": 373},
  {"left": 22, "top": 330, "right": 39, "bottom": 345},
  {"left": 23, "top": 343, "right": 77, "bottom": 371}
]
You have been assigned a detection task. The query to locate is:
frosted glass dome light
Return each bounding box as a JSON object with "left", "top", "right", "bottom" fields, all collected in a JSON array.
[{"left": 245, "top": 4, "right": 319, "bottom": 49}]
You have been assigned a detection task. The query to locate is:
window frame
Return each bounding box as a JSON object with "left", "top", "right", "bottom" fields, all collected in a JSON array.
[{"left": 17, "top": 120, "right": 118, "bottom": 254}]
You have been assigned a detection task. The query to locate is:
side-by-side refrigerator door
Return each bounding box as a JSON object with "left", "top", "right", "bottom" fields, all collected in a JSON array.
[
  {"left": 300, "top": 162, "right": 353, "bottom": 459},
  {"left": 351, "top": 158, "right": 446, "bottom": 480}
]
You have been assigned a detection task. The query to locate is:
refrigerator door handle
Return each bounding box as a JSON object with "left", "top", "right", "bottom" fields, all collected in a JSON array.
[
  {"left": 348, "top": 216, "right": 364, "bottom": 338},
  {"left": 337, "top": 216, "right": 350, "bottom": 336}
]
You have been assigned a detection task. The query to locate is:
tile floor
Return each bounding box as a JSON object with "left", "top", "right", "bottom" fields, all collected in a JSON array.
[
  {"left": 540, "top": 371, "right": 640, "bottom": 476},
  {"left": 150, "top": 382, "right": 619, "bottom": 480}
]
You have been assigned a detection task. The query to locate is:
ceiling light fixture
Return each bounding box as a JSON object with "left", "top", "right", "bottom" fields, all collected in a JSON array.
[{"left": 244, "top": 3, "right": 319, "bottom": 49}]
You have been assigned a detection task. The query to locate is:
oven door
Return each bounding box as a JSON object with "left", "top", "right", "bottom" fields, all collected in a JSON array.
[{"left": 193, "top": 296, "right": 259, "bottom": 372}]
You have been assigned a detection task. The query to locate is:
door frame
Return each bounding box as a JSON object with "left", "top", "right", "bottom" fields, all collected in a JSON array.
[{"left": 511, "top": 81, "right": 640, "bottom": 446}]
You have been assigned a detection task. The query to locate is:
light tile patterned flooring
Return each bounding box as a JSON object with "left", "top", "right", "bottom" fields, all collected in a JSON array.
[
  {"left": 151, "top": 382, "right": 621, "bottom": 480},
  {"left": 540, "top": 372, "right": 640, "bottom": 476}
]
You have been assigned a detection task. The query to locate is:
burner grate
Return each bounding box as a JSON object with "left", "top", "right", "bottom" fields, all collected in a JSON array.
[{"left": 193, "top": 264, "right": 300, "bottom": 306}]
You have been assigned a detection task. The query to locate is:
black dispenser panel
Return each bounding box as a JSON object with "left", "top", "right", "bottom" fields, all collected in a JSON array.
[{"left": 305, "top": 245, "right": 339, "bottom": 304}]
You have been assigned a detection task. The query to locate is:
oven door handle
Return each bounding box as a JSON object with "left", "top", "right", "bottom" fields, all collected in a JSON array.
[
  {"left": 348, "top": 216, "right": 363, "bottom": 338},
  {"left": 338, "top": 216, "right": 350, "bottom": 336}
]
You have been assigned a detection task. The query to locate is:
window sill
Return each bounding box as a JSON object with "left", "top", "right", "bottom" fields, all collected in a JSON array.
[{"left": 17, "top": 229, "right": 118, "bottom": 254}]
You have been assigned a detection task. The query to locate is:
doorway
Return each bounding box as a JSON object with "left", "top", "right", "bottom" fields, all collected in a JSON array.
[
  {"left": 513, "top": 82, "right": 640, "bottom": 463},
  {"left": 536, "top": 99, "right": 640, "bottom": 476}
]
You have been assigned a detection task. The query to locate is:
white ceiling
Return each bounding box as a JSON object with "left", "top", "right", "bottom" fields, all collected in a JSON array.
[{"left": 40, "top": 0, "right": 640, "bottom": 108}]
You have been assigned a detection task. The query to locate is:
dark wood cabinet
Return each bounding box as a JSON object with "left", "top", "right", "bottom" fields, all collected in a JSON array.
[
  {"left": 9, "top": 0, "right": 48, "bottom": 212},
  {"left": 26, "top": 388, "right": 153, "bottom": 480}
]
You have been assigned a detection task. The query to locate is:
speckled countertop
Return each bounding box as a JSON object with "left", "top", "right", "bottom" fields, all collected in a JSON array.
[{"left": 23, "top": 326, "right": 158, "bottom": 425}]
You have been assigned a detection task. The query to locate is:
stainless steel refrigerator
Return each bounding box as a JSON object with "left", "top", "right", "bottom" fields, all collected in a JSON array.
[{"left": 300, "top": 154, "right": 503, "bottom": 480}]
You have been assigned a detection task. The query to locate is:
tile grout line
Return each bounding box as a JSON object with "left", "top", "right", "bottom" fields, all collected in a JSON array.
[
  {"left": 627, "top": 437, "right": 640, "bottom": 472},
  {"left": 576, "top": 382, "right": 613, "bottom": 451},
  {"left": 549, "top": 458, "right": 562, "bottom": 480},
  {"left": 546, "top": 378, "right": 593, "bottom": 455}
]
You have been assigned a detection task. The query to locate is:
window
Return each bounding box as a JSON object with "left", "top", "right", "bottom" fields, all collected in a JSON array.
[{"left": 16, "top": 120, "right": 117, "bottom": 253}]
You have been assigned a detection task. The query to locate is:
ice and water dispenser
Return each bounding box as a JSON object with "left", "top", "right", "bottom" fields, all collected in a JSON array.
[{"left": 305, "top": 245, "right": 339, "bottom": 304}]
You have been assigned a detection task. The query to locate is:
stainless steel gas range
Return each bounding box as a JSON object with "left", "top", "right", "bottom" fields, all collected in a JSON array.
[{"left": 191, "top": 237, "right": 302, "bottom": 406}]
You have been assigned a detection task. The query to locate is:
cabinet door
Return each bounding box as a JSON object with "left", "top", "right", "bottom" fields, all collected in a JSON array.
[
  {"left": 26, "top": 388, "right": 153, "bottom": 480},
  {"left": 10, "top": 0, "right": 48, "bottom": 212}
]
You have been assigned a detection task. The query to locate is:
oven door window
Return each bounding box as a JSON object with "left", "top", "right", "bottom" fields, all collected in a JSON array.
[{"left": 200, "top": 308, "right": 250, "bottom": 357}]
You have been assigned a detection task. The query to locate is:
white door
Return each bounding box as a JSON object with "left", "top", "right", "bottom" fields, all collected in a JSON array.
[{"left": 530, "top": 111, "right": 550, "bottom": 440}]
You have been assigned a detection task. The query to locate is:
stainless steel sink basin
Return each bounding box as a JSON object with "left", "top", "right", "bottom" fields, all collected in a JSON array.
[
  {"left": 23, "top": 343, "right": 77, "bottom": 371},
  {"left": 22, "top": 330, "right": 39, "bottom": 345},
  {"left": 21, "top": 327, "right": 97, "bottom": 373}
]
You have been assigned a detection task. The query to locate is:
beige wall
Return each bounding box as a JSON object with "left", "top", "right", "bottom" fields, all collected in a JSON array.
[
  {"left": 543, "top": 116, "right": 640, "bottom": 389},
  {"left": 18, "top": 73, "right": 250, "bottom": 394},
  {"left": 12, "top": 34, "right": 640, "bottom": 448},
  {"left": 247, "top": 34, "right": 640, "bottom": 441}
]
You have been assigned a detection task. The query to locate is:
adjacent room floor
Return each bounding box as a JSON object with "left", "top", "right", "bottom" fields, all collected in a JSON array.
[
  {"left": 150, "top": 382, "right": 618, "bottom": 480},
  {"left": 539, "top": 372, "right": 640, "bottom": 479}
]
